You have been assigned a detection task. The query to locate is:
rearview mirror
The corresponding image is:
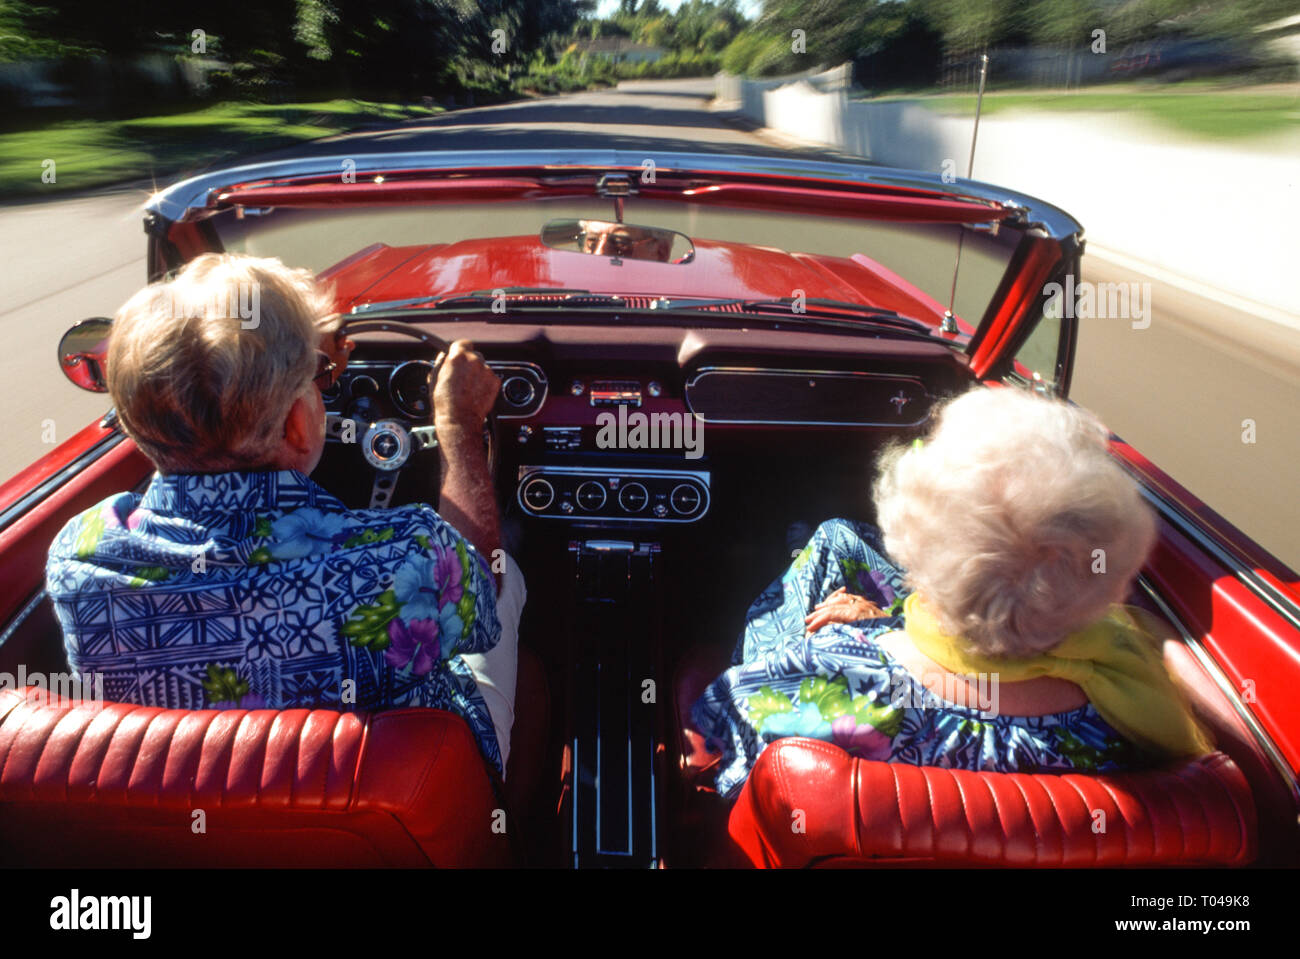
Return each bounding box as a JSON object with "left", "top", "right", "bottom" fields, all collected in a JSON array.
[
  {"left": 58, "top": 317, "right": 113, "bottom": 393},
  {"left": 540, "top": 219, "right": 694, "bottom": 264}
]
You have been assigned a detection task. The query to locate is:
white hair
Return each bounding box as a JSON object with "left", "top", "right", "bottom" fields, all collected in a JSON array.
[
  {"left": 873, "top": 386, "right": 1157, "bottom": 657},
  {"left": 108, "top": 254, "right": 333, "bottom": 473}
]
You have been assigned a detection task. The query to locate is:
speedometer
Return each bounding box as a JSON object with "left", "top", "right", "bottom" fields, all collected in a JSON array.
[{"left": 388, "top": 361, "right": 434, "bottom": 419}]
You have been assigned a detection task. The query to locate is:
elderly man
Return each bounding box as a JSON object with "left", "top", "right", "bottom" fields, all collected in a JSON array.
[{"left": 46, "top": 253, "right": 525, "bottom": 776}]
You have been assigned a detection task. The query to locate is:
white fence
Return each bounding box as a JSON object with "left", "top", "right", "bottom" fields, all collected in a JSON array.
[
  {"left": 713, "top": 63, "right": 850, "bottom": 116},
  {"left": 715, "top": 69, "right": 1299, "bottom": 321}
]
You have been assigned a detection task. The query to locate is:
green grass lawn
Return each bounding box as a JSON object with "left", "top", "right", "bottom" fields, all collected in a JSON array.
[
  {"left": 0, "top": 99, "right": 443, "bottom": 200},
  {"left": 866, "top": 84, "right": 1300, "bottom": 140}
]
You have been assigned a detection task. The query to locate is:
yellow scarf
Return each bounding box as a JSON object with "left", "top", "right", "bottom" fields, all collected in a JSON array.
[{"left": 903, "top": 593, "right": 1212, "bottom": 759}]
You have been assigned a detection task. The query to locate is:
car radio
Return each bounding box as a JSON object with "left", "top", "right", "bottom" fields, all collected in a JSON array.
[
  {"left": 516, "top": 465, "right": 709, "bottom": 523},
  {"left": 588, "top": 380, "right": 642, "bottom": 407}
]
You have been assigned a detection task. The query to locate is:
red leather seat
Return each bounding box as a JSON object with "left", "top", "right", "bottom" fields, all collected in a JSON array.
[
  {"left": 0, "top": 687, "right": 514, "bottom": 867},
  {"left": 674, "top": 645, "right": 1263, "bottom": 868},
  {"left": 728, "top": 740, "right": 1255, "bottom": 867}
]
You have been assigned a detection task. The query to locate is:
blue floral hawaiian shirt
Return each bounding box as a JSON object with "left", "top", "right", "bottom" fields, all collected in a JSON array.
[
  {"left": 45, "top": 470, "right": 506, "bottom": 772},
  {"left": 693, "top": 519, "right": 1143, "bottom": 799}
]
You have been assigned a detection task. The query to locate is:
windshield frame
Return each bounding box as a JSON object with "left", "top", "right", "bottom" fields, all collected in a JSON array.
[{"left": 144, "top": 150, "right": 1084, "bottom": 381}]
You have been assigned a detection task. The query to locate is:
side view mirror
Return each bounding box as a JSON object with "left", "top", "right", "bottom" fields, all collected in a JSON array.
[
  {"left": 58, "top": 317, "right": 113, "bottom": 393},
  {"left": 540, "top": 219, "right": 694, "bottom": 264}
]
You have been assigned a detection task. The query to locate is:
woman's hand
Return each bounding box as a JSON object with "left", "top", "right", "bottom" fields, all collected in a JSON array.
[{"left": 805, "top": 587, "right": 889, "bottom": 635}]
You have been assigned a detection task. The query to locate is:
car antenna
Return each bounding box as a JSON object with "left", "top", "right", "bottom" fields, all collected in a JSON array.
[{"left": 943, "top": 50, "right": 989, "bottom": 335}]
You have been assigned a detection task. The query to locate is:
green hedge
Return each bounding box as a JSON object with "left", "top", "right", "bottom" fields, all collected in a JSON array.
[
  {"left": 720, "top": 33, "right": 802, "bottom": 77},
  {"left": 508, "top": 48, "right": 720, "bottom": 95}
]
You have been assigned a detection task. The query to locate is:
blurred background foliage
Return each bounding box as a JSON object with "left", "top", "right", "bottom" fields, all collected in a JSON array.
[
  {"left": 0, "top": 0, "right": 742, "bottom": 106},
  {"left": 724, "top": 0, "right": 1300, "bottom": 83},
  {"left": 0, "top": 0, "right": 1296, "bottom": 113}
]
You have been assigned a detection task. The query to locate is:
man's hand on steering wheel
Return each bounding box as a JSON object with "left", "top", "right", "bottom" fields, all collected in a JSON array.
[
  {"left": 427, "top": 340, "right": 503, "bottom": 572},
  {"left": 320, "top": 326, "right": 356, "bottom": 381},
  {"left": 431, "top": 340, "right": 500, "bottom": 440}
]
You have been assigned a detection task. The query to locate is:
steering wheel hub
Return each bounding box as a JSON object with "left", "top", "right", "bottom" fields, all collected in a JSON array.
[{"left": 361, "top": 419, "right": 412, "bottom": 471}]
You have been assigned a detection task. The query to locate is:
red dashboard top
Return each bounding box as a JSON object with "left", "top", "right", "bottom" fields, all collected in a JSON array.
[{"left": 320, "top": 236, "right": 969, "bottom": 335}]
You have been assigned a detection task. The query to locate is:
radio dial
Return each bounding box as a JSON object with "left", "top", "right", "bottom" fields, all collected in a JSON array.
[
  {"left": 522, "top": 477, "right": 555, "bottom": 511},
  {"left": 618, "top": 482, "right": 649, "bottom": 513},
  {"left": 670, "top": 483, "right": 702, "bottom": 516},
  {"left": 576, "top": 481, "right": 607, "bottom": 511}
]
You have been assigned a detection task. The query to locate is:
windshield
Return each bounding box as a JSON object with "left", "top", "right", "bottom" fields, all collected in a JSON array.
[{"left": 210, "top": 198, "right": 1017, "bottom": 330}]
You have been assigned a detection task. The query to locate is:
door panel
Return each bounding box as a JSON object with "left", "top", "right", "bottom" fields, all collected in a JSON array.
[{"left": 0, "top": 430, "right": 150, "bottom": 630}]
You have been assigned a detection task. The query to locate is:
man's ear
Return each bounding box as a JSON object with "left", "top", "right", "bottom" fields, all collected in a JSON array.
[{"left": 282, "top": 392, "right": 315, "bottom": 454}]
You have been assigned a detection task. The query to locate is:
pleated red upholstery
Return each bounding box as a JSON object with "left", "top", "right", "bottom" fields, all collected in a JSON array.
[
  {"left": 0, "top": 687, "right": 512, "bottom": 867},
  {"left": 727, "top": 738, "right": 1257, "bottom": 867}
]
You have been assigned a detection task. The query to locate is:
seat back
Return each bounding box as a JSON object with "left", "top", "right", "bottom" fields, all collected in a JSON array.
[
  {"left": 728, "top": 738, "right": 1256, "bottom": 868},
  {"left": 0, "top": 688, "right": 513, "bottom": 867}
]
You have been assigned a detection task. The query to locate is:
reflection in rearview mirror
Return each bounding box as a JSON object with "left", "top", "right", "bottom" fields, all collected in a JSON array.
[
  {"left": 58, "top": 317, "right": 113, "bottom": 393},
  {"left": 540, "top": 219, "right": 694, "bottom": 264}
]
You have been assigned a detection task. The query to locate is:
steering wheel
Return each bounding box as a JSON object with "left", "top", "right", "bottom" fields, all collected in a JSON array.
[{"left": 324, "top": 317, "right": 498, "bottom": 509}]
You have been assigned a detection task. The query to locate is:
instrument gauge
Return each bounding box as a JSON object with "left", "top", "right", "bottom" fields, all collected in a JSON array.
[{"left": 389, "top": 361, "right": 435, "bottom": 419}]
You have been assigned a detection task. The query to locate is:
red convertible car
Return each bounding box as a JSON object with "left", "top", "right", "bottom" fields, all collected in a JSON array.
[{"left": 0, "top": 150, "right": 1295, "bottom": 869}]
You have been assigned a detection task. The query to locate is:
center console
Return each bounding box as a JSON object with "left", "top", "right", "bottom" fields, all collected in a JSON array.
[
  {"left": 565, "top": 539, "right": 665, "bottom": 868},
  {"left": 502, "top": 375, "right": 702, "bottom": 866}
]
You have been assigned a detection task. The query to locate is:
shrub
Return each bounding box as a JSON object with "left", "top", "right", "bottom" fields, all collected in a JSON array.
[{"left": 720, "top": 32, "right": 767, "bottom": 75}]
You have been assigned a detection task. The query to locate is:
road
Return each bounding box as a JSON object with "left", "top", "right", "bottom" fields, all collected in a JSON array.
[{"left": 1, "top": 79, "right": 1295, "bottom": 570}]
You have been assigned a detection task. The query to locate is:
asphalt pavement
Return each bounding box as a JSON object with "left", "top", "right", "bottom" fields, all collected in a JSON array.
[{"left": 1, "top": 79, "right": 1294, "bottom": 570}]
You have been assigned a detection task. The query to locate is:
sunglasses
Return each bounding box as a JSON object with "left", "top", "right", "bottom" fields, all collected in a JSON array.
[{"left": 313, "top": 351, "right": 339, "bottom": 392}]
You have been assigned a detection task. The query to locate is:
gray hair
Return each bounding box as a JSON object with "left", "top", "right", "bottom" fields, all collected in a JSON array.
[
  {"left": 873, "top": 387, "right": 1157, "bottom": 657},
  {"left": 107, "top": 254, "right": 333, "bottom": 473}
]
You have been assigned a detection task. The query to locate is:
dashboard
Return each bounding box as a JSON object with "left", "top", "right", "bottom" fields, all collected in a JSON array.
[
  {"left": 325, "top": 359, "right": 547, "bottom": 421},
  {"left": 322, "top": 324, "right": 968, "bottom": 526}
]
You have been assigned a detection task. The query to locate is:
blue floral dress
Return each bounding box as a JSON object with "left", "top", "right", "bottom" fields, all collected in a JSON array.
[
  {"left": 45, "top": 470, "right": 506, "bottom": 773},
  {"left": 692, "top": 519, "right": 1143, "bottom": 799}
]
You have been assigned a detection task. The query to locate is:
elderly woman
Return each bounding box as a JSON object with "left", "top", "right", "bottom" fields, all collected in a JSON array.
[
  {"left": 694, "top": 387, "right": 1210, "bottom": 798},
  {"left": 45, "top": 253, "right": 525, "bottom": 777}
]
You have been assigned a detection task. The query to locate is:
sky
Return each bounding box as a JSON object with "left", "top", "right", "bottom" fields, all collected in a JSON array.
[{"left": 592, "top": 0, "right": 764, "bottom": 18}]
